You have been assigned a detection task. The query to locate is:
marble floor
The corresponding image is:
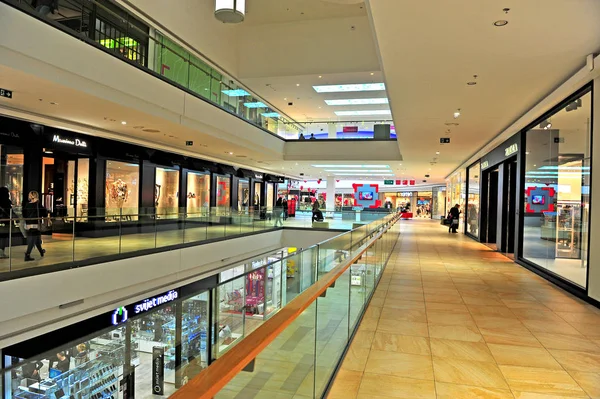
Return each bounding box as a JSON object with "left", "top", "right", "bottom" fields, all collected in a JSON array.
[{"left": 328, "top": 219, "right": 600, "bottom": 399}]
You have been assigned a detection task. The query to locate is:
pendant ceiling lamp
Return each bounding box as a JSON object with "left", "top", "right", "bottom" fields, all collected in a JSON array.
[{"left": 215, "top": 0, "right": 245, "bottom": 23}]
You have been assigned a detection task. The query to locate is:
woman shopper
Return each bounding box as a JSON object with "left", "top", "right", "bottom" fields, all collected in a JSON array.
[
  {"left": 0, "top": 187, "right": 12, "bottom": 259},
  {"left": 23, "top": 191, "right": 48, "bottom": 261},
  {"left": 274, "top": 197, "right": 283, "bottom": 227}
]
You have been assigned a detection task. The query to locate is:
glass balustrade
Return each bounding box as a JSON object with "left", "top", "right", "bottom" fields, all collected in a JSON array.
[{"left": 0, "top": 213, "right": 399, "bottom": 399}]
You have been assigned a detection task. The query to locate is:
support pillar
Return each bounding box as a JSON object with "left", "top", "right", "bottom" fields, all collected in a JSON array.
[
  {"left": 326, "top": 176, "right": 336, "bottom": 218},
  {"left": 327, "top": 123, "right": 337, "bottom": 139}
]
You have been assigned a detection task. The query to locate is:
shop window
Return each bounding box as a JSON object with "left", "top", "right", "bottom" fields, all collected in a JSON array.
[
  {"left": 238, "top": 179, "right": 250, "bottom": 212},
  {"left": 215, "top": 275, "right": 245, "bottom": 356},
  {"left": 266, "top": 183, "right": 274, "bottom": 211},
  {"left": 467, "top": 162, "right": 481, "bottom": 237},
  {"left": 155, "top": 167, "right": 179, "bottom": 218},
  {"left": 186, "top": 171, "right": 210, "bottom": 216},
  {"left": 0, "top": 145, "right": 24, "bottom": 207},
  {"left": 215, "top": 175, "right": 231, "bottom": 214},
  {"left": 522, "top": 88, "right": 591, "bottom": 288},
  {"left": 105, "top": 161, "right": 139, "bottom": 220},
  {"left": 416, "top": 191, "right": 432, "bottom": 218},
  {"left": 180, "top": 292, "right": 209, "bottom": 383},
  {"left": 253, "top": 182, "right": 261, "bottom": 210}
]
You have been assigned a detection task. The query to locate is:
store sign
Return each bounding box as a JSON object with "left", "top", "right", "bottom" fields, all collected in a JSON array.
[
  {"left": 351, "top": 275, "right": 362, "bottom": 286},
  {"left": 254, "top": 173, "right": 264, "bottom": 179},
  {"left": 111, "top": 289, "right": 179, "bottom": 326},
  {"left": 343, "top": 126, "right": 359, "bottom": 133},
  {"left": 53, "top": 134, "right": 88, "bottom": 148},
  {"left": 152, "top": 347, "right": 164, "bottom": 395},
  {"left": 384, "top": 180, "right": 394, "bottom": 185},
  {"left": 481, "top": 161, "right": 489, "bottom": 169},
  {"left": 505, "top": 143, "right": 518, "bottom": 157},
  {"left": 0, "top": 88, "right": 12, "bottom": 99}
]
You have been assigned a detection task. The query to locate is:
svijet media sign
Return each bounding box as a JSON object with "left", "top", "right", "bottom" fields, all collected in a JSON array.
[{"left": 111, "top": 289, "right": 179, "bottom": 326}]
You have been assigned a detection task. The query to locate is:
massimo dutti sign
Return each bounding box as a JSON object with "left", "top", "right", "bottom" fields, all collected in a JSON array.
[{"left": 480, "top": 132, "right": 521, "bottom": 171}]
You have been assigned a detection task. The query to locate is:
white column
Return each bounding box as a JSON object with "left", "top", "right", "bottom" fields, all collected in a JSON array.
[
  {"left": 328, "top": 123, "right": 337, "bottom": 139},
  {"left": 588, "top": 76, "right": 600, "bottom": 301},
  {"left": 326, "top": 176, "right": 336, "bottom": 217}
]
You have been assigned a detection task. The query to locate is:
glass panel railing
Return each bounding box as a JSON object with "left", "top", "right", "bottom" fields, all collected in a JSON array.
[
  {"left": 0, "top": 214, "right": 399, "bottom": 399},
  {"left": 281, "top": 120, "right": 397, "bottom": 141},
  {"left": 1, "top": 0, "right": 304, "bottom": 138}
]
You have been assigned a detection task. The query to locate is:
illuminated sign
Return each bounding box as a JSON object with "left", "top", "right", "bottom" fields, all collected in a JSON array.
[
  {"left": 111, "top": 289, "right": 179, "bottom": 326},
  {"left": 505, "top": 143, "right": 518, "bottom": 157},
  {"left": 481, "top": 161, "right": 489, "bottom": 169},
  {"left": 53, "top": 135, "right": 88, "bottom": 148}
]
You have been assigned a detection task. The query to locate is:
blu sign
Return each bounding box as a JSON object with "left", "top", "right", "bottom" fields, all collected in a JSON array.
[{"left": 111, "top": 290, "right": 179, "bottom": 326}]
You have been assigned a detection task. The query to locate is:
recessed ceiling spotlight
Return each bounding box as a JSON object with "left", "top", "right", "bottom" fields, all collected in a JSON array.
[
  {"left": 453, "top": 109, "right": 461, "bottom": 119},
  {"left": 121, "top": 121, "right": 127, "bottom": 125},
  {"left": 284, "top": 97, "right": 287, "bottom": 100},
  {"left": 49, "top": 102, "right": 58, "bottom": 105},
  {"left": 318, "top": 75, "right": 322, "bottom": 79},
  {"left": 494, "top": 20, "right": 508, "bottom": 27},
  {"left": 370, "top": 72, "right": 374, "bottom": 76},
  {"left": 526, "top": 151, "right": 530, "bottom": 155},
  {"left": 296, "top": 83, "right": 300, "bottom": 87},
  {"left": 226, "top": 151, "right": 233, "bottom": 155}
]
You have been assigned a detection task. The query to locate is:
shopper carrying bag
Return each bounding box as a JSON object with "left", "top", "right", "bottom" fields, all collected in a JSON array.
[{"left": 0, "top": 187, "right": 12, "bottom": 259}]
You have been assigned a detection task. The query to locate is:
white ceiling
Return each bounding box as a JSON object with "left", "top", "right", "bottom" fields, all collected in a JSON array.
[
  {"left": 243, "top": 0, "right": 366, "bottom": 25},
  {"left": 367, "top": 0, "right": 600, "bottom": 183}
]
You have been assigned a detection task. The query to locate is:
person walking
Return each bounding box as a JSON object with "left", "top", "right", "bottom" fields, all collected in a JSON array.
[
  {"left": 449, "top": 203, "right": 460, "bottom": 234},
  {"left": 282, "top": 197, "right": 288, "bottom": 220},
  {"left": 274, "top": 197, "right": 283, "bottom": 227},
  {"left": 0, "top": 187, "right": 12, "bottom": 259},
  {"left": 23, "top": 191, "right": 48, "bottom": 261}
]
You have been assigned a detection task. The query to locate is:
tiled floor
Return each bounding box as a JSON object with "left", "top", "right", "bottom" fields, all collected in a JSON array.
[{"left": 329, "top": 219, "right": 600, "bottom": 399}]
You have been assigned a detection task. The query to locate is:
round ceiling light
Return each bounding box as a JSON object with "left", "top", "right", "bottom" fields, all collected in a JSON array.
[
  {"left": 494, "top": 20, "right": 508, "bottom": 27},
  {"left": 215, "top": 0, "right": 245, "bottom": 24}
]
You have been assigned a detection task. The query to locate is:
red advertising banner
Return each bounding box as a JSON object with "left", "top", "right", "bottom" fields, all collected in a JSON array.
[
  {"left": 343, "top": 126, "right": 359, "bottom": 133},
  {"left": 395, "top": 180, "right": 402, "bottom": 185},
  {"left": 409, "top": 180, "right": 415, "bottom": 185}
]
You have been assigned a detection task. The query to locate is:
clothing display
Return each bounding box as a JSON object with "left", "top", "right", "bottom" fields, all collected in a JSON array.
[{"left": 109, "top": 179, "right": 129, "bottom": 208}]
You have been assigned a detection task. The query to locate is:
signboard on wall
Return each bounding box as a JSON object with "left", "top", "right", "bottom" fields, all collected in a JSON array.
[
  {"left": 480, "top": 132, "right": 521, "bottom": 171},
  {"left": 343, "top": 126, "right": 359, "bottom": 133},
  {"left": 152, "top": 347, "right": 165, "bottom": 395},
  {"left": 384, "top": 180, "right": 394, "bottom": 185}
]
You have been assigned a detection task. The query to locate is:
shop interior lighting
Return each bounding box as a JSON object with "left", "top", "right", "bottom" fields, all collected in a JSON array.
[
  {"left": 325, "top": 98, "right": 389, "bottom": 106},
  {"left": 334, "top": 173, "right": 395, "bottom": 176},
  {"left": 261, "top": 112, "right": 280, "bottom": 118},
  {"left": 335, "top": 110, "right": 391, "bottom": 116},
  {"left": 121, "top": 121, "right": 127, "bottom": 125},
  {"left": 313, "top": 83, "right": 386, "bottom": 93},
  {"left": 312, "top": 164, "right": 390, "bottom": 168},
  {"left": 565, "top": 98, "right": 582, "bottom": 112},
  {"left": 539, "top": 119, "right": 552, "bottom": 129},
  {"left": 539, "top": 166, "right": 590, "bottom": 170},
  {"left": 325, "top": 169, "right": 393, "bottom": 173},
  {"left": 243, "top": 102, "right": 267, "bottom": 108},
  {"left": 222, "top": 89, "right": 250, "bottom": 97}
]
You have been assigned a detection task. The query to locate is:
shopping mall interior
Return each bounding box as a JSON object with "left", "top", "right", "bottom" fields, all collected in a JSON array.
[{"left": 1, "top": 0, "right": 600, "bottom": 398}]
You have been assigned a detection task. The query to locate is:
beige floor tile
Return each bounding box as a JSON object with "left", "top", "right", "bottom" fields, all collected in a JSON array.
[
  {"left": 340, "top": 346, "right": 370, "bottom": 372},
  {"left": 473, "top": 315, "right": 526, "bottom": 330},
  {"left": 372, "top": 332, "right": 430, "bottom": 355},
  {"left": 428, "top": 324, "right": 484, "bottom": 343},
  {"left": 487, "top": 344, "right": 562, "bottom": 369},
  {"left": 357, "top": 373, "right": 436, "bottom": 399},
  {"left": 425, "top": 310, "right": 477, "bottom": 327},
  {"left": 432, "top": 357, "right": 509, "bottom": 389},
  {"left": 511, "top": 309, "right": 565, "bottom": 323},
  {"left": 424, "top": 302, "right": 470, "bottom": 313},
  {"left": 468, "top": 305, "right": 517, "bottom": 319},
  {"left": 532, "top": 331, "right": 600, "bottom": 352},
  {"left": 430, "top": 338, "right": 495, "bottom": 362},
  {"left": 327, "top": 369, "right": 362, "bottom": 399},
  {"left": 424, "top": 293, "right": 465, "bottom": 304},
  {"left": 379, "top": 307, "right": 427, "bottom": 323},
  {"left": 462, "top": 294, "right": 506, "bottom": 306},
  {"left": 376, "top": 317, "right": 429, "bottom": 337},
  {"left": 386, "top": 285, "right": 424, "bottom": 294},
  {"left": 511, "top": 392, "right": 588, "bottom": 399},
  {"left": 501, "top": 299, "right": 549, "bottom": 310},
  {"left": 479, "top": 327, "right": 543, "bottom": 348},
  {"left": 521, "top": 320, "right": 582, "bottom": 336},
  {"left": 351, "top": 330, "right": 376, "bottom": 349},
  {"left": 383, "top": 299, "right": 426, "bottom": 310},
  {"left": 385, "top": 291, "right": 425, "bottom": 302},
  {"left": 370, "top": 297, "right": 385, "bottom": 307},
  {"left": 365, "top": 350, "right": 434, "bottom": 380},
  {"left": 363, "top": 306, "right": 382, "bottom": 320},
  {"left": 500, "top": 365, "right": 586, "bottom": 397},
  {"left": 357, "top": 319, "right": 378, "bottom": 333},
  {"left": 548, "top": 349, "right": 600, "bottom": 372},
  {"left": 569, "top": 371, "right": 600, "bottom": 399},
  {"left": 435, "top": 382, "right": 514, "bottom": 399}
]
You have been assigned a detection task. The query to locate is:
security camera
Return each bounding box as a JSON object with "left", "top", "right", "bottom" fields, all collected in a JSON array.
[{"left": 288, "top": 102, "right": 294, "bottom": 106}]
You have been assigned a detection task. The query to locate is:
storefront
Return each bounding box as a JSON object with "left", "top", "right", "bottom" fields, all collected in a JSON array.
[
  {"left": 1, "top": 276, "right": 215, "bottom": 399},
  {"left": 0, "top": 116, "right": 281, "bottom": 230},
  {"left": 473, "top": 84, "right": 592, "bottom": 292},
  {"left": 446, "top": 170, "right": 466, "bottom": 228}
]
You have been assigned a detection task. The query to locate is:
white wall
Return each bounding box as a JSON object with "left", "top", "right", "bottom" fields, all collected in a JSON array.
[
  {"left": 0, "top": 231, "right": 282, "bottom": 347},
  {"left": 237, "top": 16, "right": 380, "bottom": 79},
  {"left": 117, "top": 0, "right": 240, "bottom": 76},
  {"left": 285, "top": 140, "right": 401, "bottom": 161},
  {"left": 587, "top": 76, "right": 600, "bottom": 302}
]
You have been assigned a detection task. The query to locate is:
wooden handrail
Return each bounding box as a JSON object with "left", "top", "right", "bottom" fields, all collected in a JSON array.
[{"left": 170, "top": 216, "right": 399, "bottom": 399}]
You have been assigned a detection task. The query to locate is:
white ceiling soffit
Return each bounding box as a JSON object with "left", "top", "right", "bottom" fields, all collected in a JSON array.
[{"left": 366, "top": 0, "right": 600, "bottom": 183}]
